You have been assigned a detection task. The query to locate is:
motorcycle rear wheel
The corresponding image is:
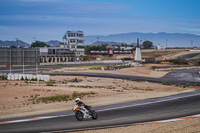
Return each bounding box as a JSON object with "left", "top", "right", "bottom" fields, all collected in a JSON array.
[{"left": 91, "top": 110, "right": 98, "bottom": 120}]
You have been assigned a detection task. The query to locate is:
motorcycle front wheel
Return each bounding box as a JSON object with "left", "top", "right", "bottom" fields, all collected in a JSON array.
[{"left": 75, "top": 111, "right": 84, "bottom": 121}]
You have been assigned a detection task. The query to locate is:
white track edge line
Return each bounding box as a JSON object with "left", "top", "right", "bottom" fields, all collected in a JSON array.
[{"left": 97, "top": 92, "right": 200, "bottom": 112}]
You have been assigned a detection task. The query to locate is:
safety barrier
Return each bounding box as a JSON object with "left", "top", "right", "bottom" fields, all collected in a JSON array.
[{"left": 6, "top": 73, "right": 50, "bottom": 81}]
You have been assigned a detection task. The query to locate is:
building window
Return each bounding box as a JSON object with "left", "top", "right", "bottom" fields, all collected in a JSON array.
[
  {"left": 71, "top": 45, "right": 76, "bottom": 48},
  {"left": 77, "top": 45, "right": 85, "bottom": 48},
  {"left": 70, "top": 39, "right": 76, "bottom": 43},
  {"left": 78, "top": 40, "right": 84, "bottom": 43},
  {"left": 68, "top": 33, "right": 76, "bottom": 37},
  {"left": 78, "top": 34, "right": 83, "bottom": 37}
]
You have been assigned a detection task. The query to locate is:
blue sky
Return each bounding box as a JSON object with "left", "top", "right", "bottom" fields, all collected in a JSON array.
[{"left": 0, "top": 0, "right": 200, "bottom": 43}]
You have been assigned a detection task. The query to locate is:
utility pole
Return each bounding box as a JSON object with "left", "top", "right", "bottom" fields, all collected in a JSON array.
[
  {"left": 10, "top": 50, "right": 12, "bottom": 73},
  {"left": 23, "top": 50, "right": 24, "bottom": 75},
  {"left": 96, "top": 37, "right": 100, "bottom": 45},
  {"left": 166, "top": 39, "right": 168, "bottom": 48},
  {"left": 15, "top": 38, "right": 19, "bottom": 48},
  {"left": 36, "top": 50, "right": 38, "bottom": 75},
  {"left": 191, "top": 40, "right": 193, "bottom": 47},
  {"left": 33, "top": 37, "right": 36, "bottom": 42},
  {"left": 140, "top": 40, "right": 142, "bottom": 46}
]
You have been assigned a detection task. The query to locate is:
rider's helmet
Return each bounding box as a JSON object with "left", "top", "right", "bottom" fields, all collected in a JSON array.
[{"left": 75, "top": 98, "right": 80, "bottom": 103}]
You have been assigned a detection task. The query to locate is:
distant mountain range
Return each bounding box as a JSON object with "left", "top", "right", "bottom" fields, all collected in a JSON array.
[
  {"left": 0, "top": 40, "right": 61, "bottom": 47},
  {"left": 45, "top": 40, "right": 61, "bottom": 46},
  {"left": 0, "top": 32, "right": 199, "bottom": 47},
  {"left": 0, "top": 40, "right": 26, "bottom": 47},
  {"left": 85, "top": 32, "right": 200, "bottom": 47},
  {"left": 91, "top": 41, "right": 128, "bottom": 46}
]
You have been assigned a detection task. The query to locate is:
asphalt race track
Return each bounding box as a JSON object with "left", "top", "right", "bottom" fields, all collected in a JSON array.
[
  {"left": 42, "top": 71, "right": 200, "bottom": 85},
  {"left": 0, "top": 90, "right": 200, "bottom": 133},
  {"left": 1, "top": 63, "right": 200, "bottom": 85},
  {"left": 0, "top": 63, "right": 119, "bottom": 73}
]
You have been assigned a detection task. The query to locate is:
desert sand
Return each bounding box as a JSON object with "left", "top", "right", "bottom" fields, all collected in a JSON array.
[{"left": 0, "top": 75, "right": 196, "bottom": 119}]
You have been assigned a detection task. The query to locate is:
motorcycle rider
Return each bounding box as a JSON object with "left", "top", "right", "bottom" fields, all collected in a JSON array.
[{"left": 75, "top": 98, "right": 91, "bottom": 114}]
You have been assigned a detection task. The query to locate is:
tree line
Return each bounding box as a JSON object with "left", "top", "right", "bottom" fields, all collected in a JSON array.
[{"left": 10, "top": 40, "right": 153, "bottom": 51}]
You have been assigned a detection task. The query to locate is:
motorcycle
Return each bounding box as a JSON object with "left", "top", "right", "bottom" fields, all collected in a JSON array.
[{"left": 73, "top": 105, "right": 98, "bottom": 121}]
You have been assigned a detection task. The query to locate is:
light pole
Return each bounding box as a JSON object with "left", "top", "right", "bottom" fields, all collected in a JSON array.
[
  {"left": 23, "top": 50, "right": 24, "bottom": 75},
  {"left": 33, "top": 37, "right": 36, "bottom": 42},
  {"left": 36, "top": 50, "right": 38, "bottom": 75},
  {"left": 15, "top": 38, "right": 19, "bottom": 48},
  {"left": 10, "top": 50, "right": 12, "bottom": 74},
  {"left": 96, "top": 37, "right": 100, "bottom": 45},
  {"left": 191, "top": 40, "right": 193, "bottom": 47},
  {"left": 140, "top": 40, "right": 142, "bottom": 47}
]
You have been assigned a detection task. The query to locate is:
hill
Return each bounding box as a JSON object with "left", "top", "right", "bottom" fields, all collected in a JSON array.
[
  {"left": 0, "top": 40, "right": 26, "bottom": 47},
  {"left": 0, "top": 40, "right": 61, "bottom": 47},
  {"left": 85, "top": 32, "right": 200, "bottom": 47},
  {"left": 46, "top": 40, "right": 61, "bottom": 47},
  {"left": 1, "top": 32, "right": 199, "bottom": 47}
]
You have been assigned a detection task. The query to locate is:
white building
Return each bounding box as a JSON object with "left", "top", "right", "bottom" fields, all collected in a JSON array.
[
  {"left": 157, "top": 44, "right": 165, "bottom": 50},
  {"left": 61, "top": 31, "right": 85, "bottom": 61},
  {"left": 63, "top": 31, "right": 85, "bottom": 49},
  {"left": 40, "top": 46, "right": 85, "bottom": 64}
]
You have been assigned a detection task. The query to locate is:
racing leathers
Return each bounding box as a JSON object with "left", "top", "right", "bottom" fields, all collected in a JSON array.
[{"left": 76, "top": 101, "right": 91, "bottom": 113}]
